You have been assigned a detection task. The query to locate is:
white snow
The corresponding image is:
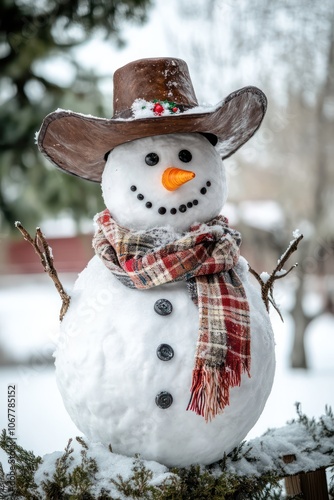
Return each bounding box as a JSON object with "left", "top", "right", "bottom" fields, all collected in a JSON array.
[
  {"left": 131, "top": 98, "right": 181, "bottom": 118},
  {"left": 34, "top": 440, "right": 173, "bottom": 499},
  {"left": 275, "top": 269, "right": 287, "bottom": 276},
  {"left": 0, "top": 275, "right": 62, "bottom": 360},
  {"left": 260, "top": 271, "right": 270, "bottom": 283},
  {"left": 259, "top": 270, "right": 288, "bottom": 283},
  {"left": 128, "top": 101, "right": 220, "bottom": 120},
  {"left": 30, "top": 411, "right": 334, "bottom": 496},
  {"left": 52, "top": 108, "right": 111, "bottom": 121},
  {"left": 0, "top": 275, "right": 333, "bottom": 475},
  {"left": 50, "top": 250, "right": 274, "bottom": 467},
  {"left": 224, "top": 409, "right": 334, "bottom": 477}
]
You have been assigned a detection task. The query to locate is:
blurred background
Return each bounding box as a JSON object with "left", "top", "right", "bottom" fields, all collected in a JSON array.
[{"left": 0, "top": 0, "right": 334, "bottom": 460}]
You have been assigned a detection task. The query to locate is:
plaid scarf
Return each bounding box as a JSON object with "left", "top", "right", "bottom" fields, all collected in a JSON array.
[{"left": 93, "top": 208, "right": 250, "bottom": 421}]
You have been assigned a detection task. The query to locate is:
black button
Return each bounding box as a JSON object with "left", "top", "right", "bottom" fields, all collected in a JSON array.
[
  {"left": 155, "top": 391, "right": 173, "bottom": 409},
  {"left": 157, "top": 344, "right": 174, "bottom": 361},
  {"left": 154, "top": 299, "right": 173, "bottom": 316}
]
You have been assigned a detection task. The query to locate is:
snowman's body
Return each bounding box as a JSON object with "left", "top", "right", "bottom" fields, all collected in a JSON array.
[{"left": 54, "top": 133, "right": 275, "bottom": 467}]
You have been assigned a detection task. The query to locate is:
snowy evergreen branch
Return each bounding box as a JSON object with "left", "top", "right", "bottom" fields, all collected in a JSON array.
[
  {"left": 248, "top": 232, "right": 304, "bottom": 320},
  {"left": 0, "top": 405, "right": 333, "bottom": 499},
  {"left": 15, "top": 222, "right": 70, "bottom": 321},
  {"left": 0, "top": 428, "right": 42, "bottom": 497}
]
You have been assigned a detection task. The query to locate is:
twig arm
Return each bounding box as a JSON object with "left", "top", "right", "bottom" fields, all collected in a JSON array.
[
  {"left": 15, "top": 222, "right": 71, "bottom": 321},
  {"left": 248, "top": 232, "right": 304, "bottom": 320},
  {"left": 275, "top": 234, "right": 304, "bottom": 273}
]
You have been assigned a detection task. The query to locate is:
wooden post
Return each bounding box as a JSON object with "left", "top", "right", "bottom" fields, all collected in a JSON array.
[
  {"left": 283, "top": 454, "right": 329, "bottom": 499},
  {"left": 284, "top": 455, "right": 302, "bottom": 497}
]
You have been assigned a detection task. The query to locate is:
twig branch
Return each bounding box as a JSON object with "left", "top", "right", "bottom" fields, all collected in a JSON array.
[
  {"left": 248, "top": 232, "right": 304, "bottom": 321},
  {"left": 15, "top": 222, "right": 70, "bottom": 321}
]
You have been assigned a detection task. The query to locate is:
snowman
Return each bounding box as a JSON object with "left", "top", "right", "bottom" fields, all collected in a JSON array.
[{"left": 37, "top": 58, "right": 275, "bottom": 467}]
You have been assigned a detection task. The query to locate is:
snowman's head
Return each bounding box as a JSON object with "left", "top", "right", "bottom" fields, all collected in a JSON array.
[{"left": 101, "top": 133, "right": 227, "bottom": 232}]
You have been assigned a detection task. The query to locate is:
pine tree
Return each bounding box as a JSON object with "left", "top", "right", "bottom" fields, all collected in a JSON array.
[{"left": 0, "top": 0, "right": 152, "bottom": 234}]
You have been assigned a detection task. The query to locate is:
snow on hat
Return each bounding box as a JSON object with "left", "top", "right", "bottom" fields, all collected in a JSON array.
[{"left": 37, "top": 57, "right": 267, "bottom": 183}]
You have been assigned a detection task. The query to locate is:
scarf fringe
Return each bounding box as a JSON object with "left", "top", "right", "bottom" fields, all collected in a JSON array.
[
  {"left": 186, "top": 359, "right": 251, "bottom": 422},
  {"left": 93, "top": 210, "right": 251, "bottom": 422}
]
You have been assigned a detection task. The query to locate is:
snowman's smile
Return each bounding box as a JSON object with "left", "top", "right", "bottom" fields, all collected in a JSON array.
[
  {"left": 102, "top": 133, "right": 227, "bottom": 230},
  {"left": 129, "top": 180, "right": 212, "bottom": 215}
]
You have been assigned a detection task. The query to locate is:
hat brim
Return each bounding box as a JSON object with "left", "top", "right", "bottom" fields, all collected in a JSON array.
[{"left": 37, "top": 86, "right": 266, "bottom": 183}]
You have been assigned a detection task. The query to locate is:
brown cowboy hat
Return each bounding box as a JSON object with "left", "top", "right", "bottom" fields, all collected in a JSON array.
[{"left": 37, "top": 57, "right": 267, "bottom": 183}]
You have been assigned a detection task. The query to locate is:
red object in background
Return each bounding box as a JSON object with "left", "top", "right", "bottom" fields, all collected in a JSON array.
[{"left": 2, "top": 235, "right": 94, "bottom": 274}]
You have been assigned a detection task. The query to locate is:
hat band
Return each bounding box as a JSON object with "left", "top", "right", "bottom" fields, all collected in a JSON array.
[{"left": 113, "top": 100, "right": 195, "bottom": 120}]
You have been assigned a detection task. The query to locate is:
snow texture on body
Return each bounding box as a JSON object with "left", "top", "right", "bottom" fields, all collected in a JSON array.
[
  {"left": 54, "top": 132, "right": 275, "bottom": 467},
  {"left": 56, "top": 254, "right": 274, "bottom": 466}
]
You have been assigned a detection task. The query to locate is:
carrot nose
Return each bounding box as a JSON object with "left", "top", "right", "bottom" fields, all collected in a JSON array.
[{"left": 162, "top": 167, "right": 196, "bottom": 191}]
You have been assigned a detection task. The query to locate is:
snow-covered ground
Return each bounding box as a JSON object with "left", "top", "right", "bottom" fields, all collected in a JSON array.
[{"left": 0, "top": 273, "right": 333, "bottom": 470}]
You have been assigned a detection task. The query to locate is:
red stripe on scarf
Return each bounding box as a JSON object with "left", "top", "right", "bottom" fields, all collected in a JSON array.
[{"left": 93, "top": 209, "right": 251, "bottom": 422}]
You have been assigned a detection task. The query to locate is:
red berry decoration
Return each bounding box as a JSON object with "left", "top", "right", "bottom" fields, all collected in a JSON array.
[
  {"left": 172, "top": 107, "right": 178, "bottom": 113},
  {"left": 153, "top": 103, "right": 164, "bottom": 115}
]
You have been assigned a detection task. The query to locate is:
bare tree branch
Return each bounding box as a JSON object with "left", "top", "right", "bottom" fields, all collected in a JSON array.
[
  {"left": 249, "top": 233, "right": 304, "bottom": 320},
  {"left": 15, "top": 222, "right": 70, "bottom": 321}
]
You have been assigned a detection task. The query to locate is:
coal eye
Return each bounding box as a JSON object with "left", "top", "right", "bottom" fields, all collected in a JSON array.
[
  {"left": 179, "top": 149, "right": 192, "bottom": 163},
  {"left": 145, "top": 152, "right": 159, "bottom": 166}
]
